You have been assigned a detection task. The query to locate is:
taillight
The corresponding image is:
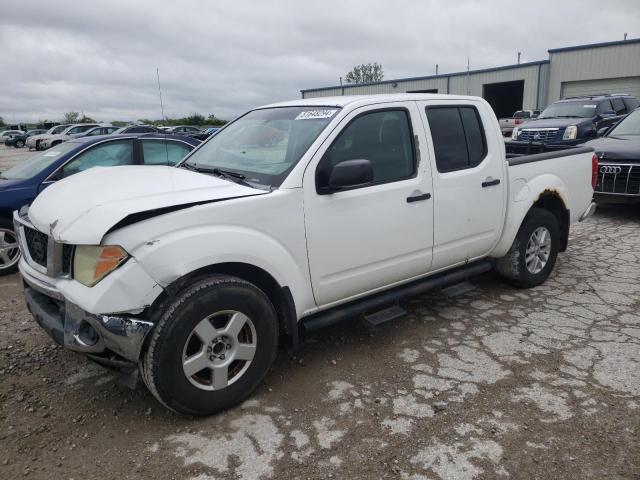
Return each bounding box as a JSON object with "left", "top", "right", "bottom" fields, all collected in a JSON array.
[
  {"left": 515, "top": 118, "right": 521, "bottom": 125},
  {"left": 591, "top": 153, "right": 598, "bottom": 189}
]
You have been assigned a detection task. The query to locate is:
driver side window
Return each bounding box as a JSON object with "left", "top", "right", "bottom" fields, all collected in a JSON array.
[
  {"left": 60, "top": 140, "right": 134, "bottom": 179},
  {"left": 316, "top": 109, "right": 416, "bottom": 189}
]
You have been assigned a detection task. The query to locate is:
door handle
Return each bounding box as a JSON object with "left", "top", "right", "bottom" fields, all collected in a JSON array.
[
  {"left": 406, "top": 193, "right": 431, "bottom": 203},
  {"left": 482, "top": 178, "right": 501, "bottom": 188}
]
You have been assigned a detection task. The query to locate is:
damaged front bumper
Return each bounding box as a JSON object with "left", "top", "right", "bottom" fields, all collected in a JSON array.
[{"left": 22, "top": 272, "right": 154, "bottom": 364}]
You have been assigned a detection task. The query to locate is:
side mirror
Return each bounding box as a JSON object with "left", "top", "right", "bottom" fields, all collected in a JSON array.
[{"left": 326, "top": 159, "right": 374, "bottom": 192}]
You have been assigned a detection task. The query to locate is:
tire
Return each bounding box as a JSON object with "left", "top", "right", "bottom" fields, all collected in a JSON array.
[
  {"left": 141, "top": 275, "right": 279, "bottom": 416},
  {"left": 495, "top": 208, "right": 560, "bottom": 288},
  {"left": 15, "top": 139, "right": 25, "bottom": 148},
  {"left": 0, "top": 219, "right": 21, "bottom": 276},
  {"left": 35, "top": 140, "right": 42, "bottom": 151}
]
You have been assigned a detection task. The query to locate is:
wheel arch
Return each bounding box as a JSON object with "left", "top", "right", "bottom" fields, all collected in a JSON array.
[
  {"left": 151, "top": 262, "right": 299, "bottom": 351},
  {"left": 531, "top": 191, "right": 569, "bottom": 252},
  {"left": 492, "top": 178, "right": 571, "bottom": 259}
]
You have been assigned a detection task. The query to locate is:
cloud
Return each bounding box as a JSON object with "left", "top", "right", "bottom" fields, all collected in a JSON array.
[{"left": 1, "top": 0, "right": 638, "bottom": 122}]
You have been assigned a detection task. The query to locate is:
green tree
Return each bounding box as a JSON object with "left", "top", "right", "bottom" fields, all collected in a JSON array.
[
  {"left": 345, "top": 63, "right": 384, "bottom": 84},
  {"left": 79, "top": 115, "right": 96, "bottom": 123},
  {"left": 62, "top": 111, "right": 80, "bottom": 124},
  {"left": 0, "top": 116, "right": 5, "bottom": 127}
]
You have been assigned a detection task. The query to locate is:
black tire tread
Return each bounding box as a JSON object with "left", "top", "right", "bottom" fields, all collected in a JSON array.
[
  {"left": 141, "top": 274, "right": 278, "bottom": 415},
  {"left": 496, "top": 207, "right": 560, "bottom": 288}
]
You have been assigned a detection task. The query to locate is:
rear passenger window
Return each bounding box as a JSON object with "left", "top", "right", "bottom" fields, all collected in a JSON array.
[
  {"left": 317, "top": 109, "right": 416, "bottom": 187},
  {"left": 426, "top": 106, "right": 487, "bottom": 173},
  {"left": 611, "top": 97, "right": 625, "bottom": 114}
]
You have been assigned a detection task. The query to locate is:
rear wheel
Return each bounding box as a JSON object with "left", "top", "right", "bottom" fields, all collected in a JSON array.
[
  {"left": 141, "top": 275, "right": 279, "bottom": 416},
  {"left": 15, "top": 139, "right": 25, "bottom": 148},
  {"left": 35, "top": 140, "right": 43, "bottom": 151},
  {"left": 0, "top": 219, "right": 20, "bottom": 276},
  {"left": 495, "top": 208, "right": 560, "bottom": 288}
]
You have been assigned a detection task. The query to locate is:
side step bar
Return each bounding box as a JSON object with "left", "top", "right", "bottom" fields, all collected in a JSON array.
[{"left": 302, "top": 261, "right": 492, "bottom": 332}]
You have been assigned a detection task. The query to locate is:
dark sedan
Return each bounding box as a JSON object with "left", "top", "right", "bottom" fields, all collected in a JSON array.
[
  {"left": 585, "top": 108, "right": 640, "bottom": 204},
  {"left": 0, "top": 133, "right": 200, "bottom": 275},
  {"left": 4, "top": 129, "right": 47, "bottom": 148}
]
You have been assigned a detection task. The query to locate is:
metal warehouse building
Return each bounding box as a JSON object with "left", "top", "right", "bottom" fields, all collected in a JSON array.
[{"left": 301, "top": 38, "right": 640, "bottom": 119}]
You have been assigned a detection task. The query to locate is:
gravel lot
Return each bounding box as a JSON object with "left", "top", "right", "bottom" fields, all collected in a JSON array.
[
  {"left": 1, "top": 145, "right": 639, "bottom": 479},
  {"left": 0, "top": 144, "right": 33, "bottom": 172}
]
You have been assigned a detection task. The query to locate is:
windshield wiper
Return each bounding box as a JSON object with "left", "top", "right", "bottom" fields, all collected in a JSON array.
[
  {"left": 555, "top": 115, "right": 583, "bottom": 118},
  {"left": 181, "top": 162, "right": 254, "bottom": 188}
]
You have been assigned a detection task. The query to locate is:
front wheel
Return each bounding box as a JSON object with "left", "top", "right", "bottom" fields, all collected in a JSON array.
[
  {"left": 15, "top": 139, "right": 25, "bottom": 148},
  {"left": 0, "top": 220, "right": 21, "bottom": 276},
  {"left": 495, "top": 208, "right": 560, "bottom": 288},
  {"left": 141, "top": 275, "right": 279, "bottom": 416}
]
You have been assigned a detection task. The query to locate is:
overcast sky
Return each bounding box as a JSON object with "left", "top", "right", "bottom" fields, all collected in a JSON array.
[{"left": 1, "top": 0, "right": 638, "bottom": 123}]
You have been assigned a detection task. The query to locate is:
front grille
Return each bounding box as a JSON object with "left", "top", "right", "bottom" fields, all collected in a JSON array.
[
  {"left": 517, "top": 128, "right": 559, "bottom": 143},
  {"left": 596, "top": 164, "right": 640, "bottom": 195},
  {"left": 24, "top": 227, "right": 48, "bottom": 268},
  {"left": 62, "top": 244, "right": 74, "bottom": 275}
]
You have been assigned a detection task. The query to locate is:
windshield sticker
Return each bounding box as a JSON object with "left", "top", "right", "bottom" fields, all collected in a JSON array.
[
  {"left": 583, "top": 105, "right": 597, "bottom": 108},
  {"left": 44, "top": 151, "right": 61, "bottom": 157},
  {"left": 295, "top": 109, "right": 337, "bottom": 120}
]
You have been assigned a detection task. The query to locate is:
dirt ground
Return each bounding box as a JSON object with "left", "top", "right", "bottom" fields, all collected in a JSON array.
[{"left": 1, "top": 145, "right": 639, "bottom": 479}]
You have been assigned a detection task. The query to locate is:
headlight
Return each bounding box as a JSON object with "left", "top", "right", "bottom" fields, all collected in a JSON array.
[
  {"left": 73, "top": 245, "right": 128, "bottom": 287},
  {"left": 511, "top": 127, "right": 519, "bottom": 140},
  {"left": 563, "top": 125, "right": 578, "bottom": 140}
]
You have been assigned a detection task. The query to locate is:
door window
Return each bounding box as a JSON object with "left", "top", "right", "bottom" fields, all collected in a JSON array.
[
  {"left": 142, "top": 140, "right": 193, "bottom": 165},
  {"left": 59, "top": 140, "right": 134, "bottom": 178},
  {"left": 610, "top": 97, "right": 625, "bottom": 114},
  {"left": 426, "top": 106, "right": 487, "bottom": 173},
  {"left": 317, "top": 109, "right": 415, "bottom": 188}
]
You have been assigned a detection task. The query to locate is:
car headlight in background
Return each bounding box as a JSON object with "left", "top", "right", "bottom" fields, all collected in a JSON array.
[
  {"left": 74, "top": 245, "right": 128, "bottom": 287},
  {"left": 511, "top": 127, "right": 519, "bottom": 140},
  {"left": 563, "top": 125, "right": 578, "bottom": 140}
]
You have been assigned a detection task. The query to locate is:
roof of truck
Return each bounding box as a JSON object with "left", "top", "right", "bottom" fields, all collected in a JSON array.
[{"left": 261, "top": 93, "right": 481, "bottom": 109}]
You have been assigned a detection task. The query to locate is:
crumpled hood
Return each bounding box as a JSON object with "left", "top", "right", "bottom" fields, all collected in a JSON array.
[{"left": 28, "top": 165, "right": 266, "bottom": 244}]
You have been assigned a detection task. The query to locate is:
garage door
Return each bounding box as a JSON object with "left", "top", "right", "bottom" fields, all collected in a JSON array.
[{"left": 561, "top": 77, "right": 640, "bottom": 99}]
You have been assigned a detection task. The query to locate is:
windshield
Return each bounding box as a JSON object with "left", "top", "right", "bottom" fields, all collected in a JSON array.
[
  {"left": 538, "top": 102, "right": 597, "bottom": 119},
  {"left": 609, "top": 109, "right": 640, "bottom": 136},
  {"left": 182, "top": 106, "right": 339, "bottom": 187},
  {"left": 49, "top": 125, "right": 68, "bottom": 135},
  {"left": 1, "top": 142, "right": 79, "bottom": 179}
]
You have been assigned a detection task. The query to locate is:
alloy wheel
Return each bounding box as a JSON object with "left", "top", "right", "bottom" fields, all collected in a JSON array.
[
  {"left": 182, "top": 310, "right": 257, "bottom": 391},
  {"left": 525, "top": 226, "right": 551, "bottom": 274},
  {"left": 0, "top": 228, "right": 21, "bottom": 271}
]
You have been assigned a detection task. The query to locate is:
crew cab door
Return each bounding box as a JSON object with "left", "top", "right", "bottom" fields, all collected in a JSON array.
[
  {"left": 303, "top": 102, "right": 434, "bottom": 307},
  {"left": 417, "top": 100, "right": 506, "bottom": 269}
]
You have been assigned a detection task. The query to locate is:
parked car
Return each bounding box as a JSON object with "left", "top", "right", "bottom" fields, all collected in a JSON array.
[
  {"left": 499, "top": 110, "right": 540, "bottom": 136},
  {"left": 584, "top": 107, "right": 640, "bottom": 204},
  {"left": 38, "top": 124, "right": 103, "bottom": 150},
  {"left": 164, "top": 125, "right": 203, "bottom": 135},
  {"left": 509, "top": 94, "right": 640, "bottom": 152},
  {"left": 113, "top": 125, "right": 164, "bottom": 134},
  {"left": 27, "top": 125, "right": 71, "bottom": 151},
  {"left": 13, "top": 94, "right": 597, "bottom": 415},
  {"left": 0, "top": 130, "right": 26, "bottom": 145},
  {"left": 5, "top": 129, "right": 47, "bottom": 148},
  {"left": 188, "top": 127, "right": 221, "bottom": 141},
  {"left": 78, "top": 126, "right": 119, "bottom": 137},
  {"left": 0, "top": 133, "right": 199, "bottom": 275}
]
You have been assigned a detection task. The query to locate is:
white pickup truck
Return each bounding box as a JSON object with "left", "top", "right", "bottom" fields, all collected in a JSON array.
[{"left": 14, "top": 94, "right": 597, "bottom": 415}]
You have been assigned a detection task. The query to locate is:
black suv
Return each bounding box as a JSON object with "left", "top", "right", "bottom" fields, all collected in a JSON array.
[{"left": 508, "top": 94, "right": 639, "bottom": 149}]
